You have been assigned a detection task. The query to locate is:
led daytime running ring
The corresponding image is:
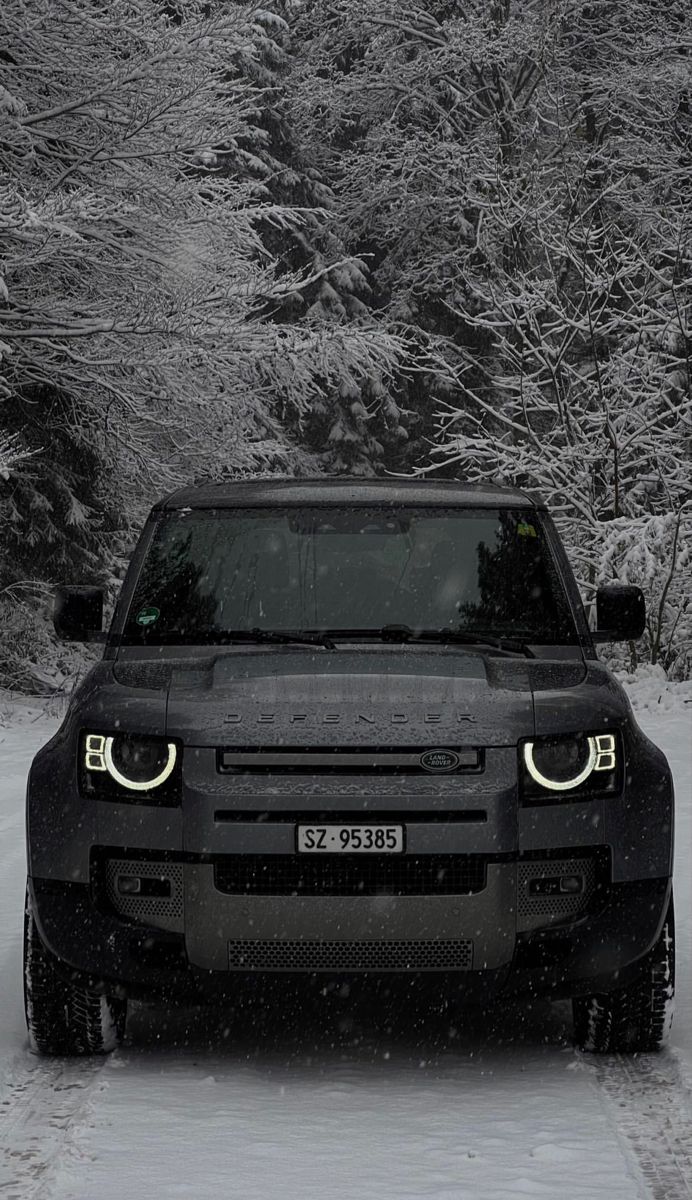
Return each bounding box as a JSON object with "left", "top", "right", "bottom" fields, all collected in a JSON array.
[
  {"left": 85, "top": 734, "right": 177, "bottom": 791},
  {"left": 104, "top": 737, "right": 176, "bottom": 790},
  {"left": 523, "top": 734, "right": 615, "bottom": 792}
]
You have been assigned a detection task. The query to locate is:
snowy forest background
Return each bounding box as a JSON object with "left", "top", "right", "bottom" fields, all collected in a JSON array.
[{"left": 0, "top": 0, "right": 690, "bottom": 691}]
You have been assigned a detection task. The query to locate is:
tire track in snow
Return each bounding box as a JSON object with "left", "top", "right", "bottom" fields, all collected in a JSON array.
[
  {"left": 0, "top": 715, "right": 105, "bottom": 1198},
  {"left": 0, "top": 1054, "right": 108, "bottom": 1199},
  {"left": 592, "top": 1050, "right": 692, "bottom": 1199}
]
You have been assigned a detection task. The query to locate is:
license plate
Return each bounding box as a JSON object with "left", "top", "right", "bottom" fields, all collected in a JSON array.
[{"left": 297, "top": 824, "right": 405, "bottom": 853}]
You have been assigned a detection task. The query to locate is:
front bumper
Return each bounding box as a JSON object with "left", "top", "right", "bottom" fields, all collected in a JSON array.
[{"left": 29, "top": 865, "right": 671, "bottom": 1004}]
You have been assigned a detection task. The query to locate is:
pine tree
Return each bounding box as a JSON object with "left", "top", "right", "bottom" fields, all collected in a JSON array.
[{"left": 225, "top": 1, "right": 412, "bottom": 473}]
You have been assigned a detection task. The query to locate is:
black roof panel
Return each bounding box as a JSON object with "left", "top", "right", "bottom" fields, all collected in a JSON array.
[{"left": 154, "top": 477, "right": 545, "bottom": 511}]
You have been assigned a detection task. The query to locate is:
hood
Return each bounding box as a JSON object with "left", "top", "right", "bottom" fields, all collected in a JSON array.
[{"left": 101, "top": 645, "right": 613, "bottom": 747}]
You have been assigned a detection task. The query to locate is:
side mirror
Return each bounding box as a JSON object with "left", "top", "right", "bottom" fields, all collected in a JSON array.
[
  {"left": 593, "top": 584, "right": 646, "bottom": 642},
  {"left": 53, "top": 586, "right": 105, "bottom": 642}
]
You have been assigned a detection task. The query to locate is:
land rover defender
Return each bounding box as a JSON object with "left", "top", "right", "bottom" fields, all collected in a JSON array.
[{"left": 24, "top": 480, "right": 674, "bottom": 1055}]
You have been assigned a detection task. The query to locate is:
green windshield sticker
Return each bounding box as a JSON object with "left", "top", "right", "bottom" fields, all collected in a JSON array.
[
  {"left": 517, "top": 522, "right": 537, "bottom": 538},
  {"left": 136, "top": 606, "right": 160, "bottom": 627}
]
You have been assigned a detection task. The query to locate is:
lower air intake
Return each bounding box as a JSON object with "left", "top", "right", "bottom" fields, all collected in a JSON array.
[
  {"left": 227, "top": 938, "right": 474, "bottom": 972},
  {"left": 105, "top": 859, "right": 184, "bottom": 934},
  {"left": 215, "top": 855, "right": 487, "bottom": 897},
  {"left": 517, "top": 856, "right": 597, "bottom": 932}
]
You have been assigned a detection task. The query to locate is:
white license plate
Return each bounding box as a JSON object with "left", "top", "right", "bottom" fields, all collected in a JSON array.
[{"left": 297, "top": 824, "right": 404, "bottom": 853}]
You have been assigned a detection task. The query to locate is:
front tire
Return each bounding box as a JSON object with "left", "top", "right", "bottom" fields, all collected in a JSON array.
[
  {"left": 24, "top": 884, "right": 127, "bottom": 1056},
  {"left": 573, "top": 897, "right": 675, "bottom": 1053}
]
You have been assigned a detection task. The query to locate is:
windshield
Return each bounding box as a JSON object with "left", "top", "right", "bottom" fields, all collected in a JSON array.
[{"left": 121, "top": 506, "right": 578, "bottom": 644}]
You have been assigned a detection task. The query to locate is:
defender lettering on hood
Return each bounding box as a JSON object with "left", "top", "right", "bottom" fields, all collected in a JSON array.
[{"left": 222, "top": 711, "right": 478, "bottom": 725}]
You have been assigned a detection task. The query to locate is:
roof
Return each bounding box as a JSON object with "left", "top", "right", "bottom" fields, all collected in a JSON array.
[{"left": 154, "top": 477, "right": 546, "bottom": 511}]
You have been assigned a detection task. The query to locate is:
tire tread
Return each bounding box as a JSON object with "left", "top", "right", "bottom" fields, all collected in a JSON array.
[
  {"left": 24, "top": 886, "right": 126, "bottom": 1057},
  {"left": 573, "top": 900, "right": 675, "bottom": 1054}
]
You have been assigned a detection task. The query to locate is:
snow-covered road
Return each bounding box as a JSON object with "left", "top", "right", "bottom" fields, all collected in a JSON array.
[{"left": 1, "top": 678, "right": 691, "bottom": 1200}]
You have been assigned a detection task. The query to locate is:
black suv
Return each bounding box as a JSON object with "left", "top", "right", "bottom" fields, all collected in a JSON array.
[{"left": 24, "top": 480, "right": 674, "bottom": 1055}]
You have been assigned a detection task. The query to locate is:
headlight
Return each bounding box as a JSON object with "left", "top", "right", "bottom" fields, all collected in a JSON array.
[
  {"left": 81, "top": 733, "right": 180, "bottom": 803},
  {"left": 521, "top": 732, "right": 620, "bottom": 802}
]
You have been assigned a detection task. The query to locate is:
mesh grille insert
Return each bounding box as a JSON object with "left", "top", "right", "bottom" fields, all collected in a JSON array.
[
  {"left": 517, "top": 856, "right": 596, "bottom": 932},
  {"left": 227, "top": 939, "right": 474, "bottom": 972},
  {"left": 215, "top": 855, "right": 487, "bottom": 897},
  {"left": 105, "top": 859, "right": 184, "bottom": 932}
]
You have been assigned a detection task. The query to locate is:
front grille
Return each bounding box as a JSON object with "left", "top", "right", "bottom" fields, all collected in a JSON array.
[
  {"left": 213, "top": 809, "right": 487, "bottom": 824},
  {"left": 218, "top": 746, "right": 481, "bottom": 775},
  {"left": 227, "top": 938, "right": 474, "bottom": 972},
  {"left": 214, "top": 854, "right": 487, "bottom": 897}
]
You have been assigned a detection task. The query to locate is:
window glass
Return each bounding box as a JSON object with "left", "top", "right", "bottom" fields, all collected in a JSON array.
[{"left": 123, "top": 507, "right": 577, "bottom": 643}]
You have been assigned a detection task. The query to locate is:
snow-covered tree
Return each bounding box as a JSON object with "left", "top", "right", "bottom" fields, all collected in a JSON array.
[
  {"left": 224, "top": 1, "right": 412, "bottom": 473},
  {"left": 287, "top": 0, "right": 692, "bottom": 675},
  {"left": 1, "top": 0, "right": 405, "bottom": 493},
  {"left": 0, "top": 0, "right": 406, "bottom": 687}
]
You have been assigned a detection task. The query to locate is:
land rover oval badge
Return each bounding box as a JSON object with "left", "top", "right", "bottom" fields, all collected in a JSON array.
[{"left": 420, "top": 749, "right": 460, "bottom": 773}]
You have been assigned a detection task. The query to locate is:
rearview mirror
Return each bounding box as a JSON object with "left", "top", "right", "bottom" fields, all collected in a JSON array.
[
  {"left": 593, "top": 585, "right": 646, "bottom": 642},
  {"left": 53, "top": 586, "right": 105, "bottom": 642}
]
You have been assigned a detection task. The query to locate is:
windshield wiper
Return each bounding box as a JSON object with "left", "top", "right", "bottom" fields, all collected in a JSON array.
[
  {"left": 442, "top": 629, "right": 536, "bottom": 656},
  {"left": 125, "top": 625, "right": 533, "bottom": 654},
  {"left": 378, "top": 625, "right": 535, "bottom": 656},
  {"left": 248, "top": 628, "right": 336, "bottom": 650}
]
